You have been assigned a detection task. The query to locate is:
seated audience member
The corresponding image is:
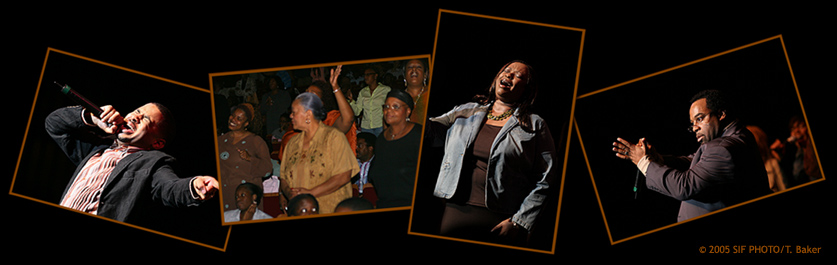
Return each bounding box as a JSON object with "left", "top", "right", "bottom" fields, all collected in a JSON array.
[
  {"left": 353, "top": 132, "right": 378, "bottom": 205},
  {"left": 335, "top": 197, "right": 375, "bottom": 213},
  {"left": 224, "top": 182, "right": 273, "bottom": 222},
  {"left": 285, "top": 193, "right": 320, "bottom": 217}
]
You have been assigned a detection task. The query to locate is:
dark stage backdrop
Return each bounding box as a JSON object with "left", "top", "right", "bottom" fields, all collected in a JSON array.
[{"left": 6, "top": 5, "right": 830, "bottom": 262}]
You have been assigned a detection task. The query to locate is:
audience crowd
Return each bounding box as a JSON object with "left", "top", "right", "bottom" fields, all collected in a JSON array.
[{"left": 214, "top": 59, "right": 428, "bottom": 221}]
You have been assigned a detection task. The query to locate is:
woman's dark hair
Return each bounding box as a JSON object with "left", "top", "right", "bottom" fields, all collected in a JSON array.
[
  {"left": 309, "top": 79, "right": 338, "bottom": 112},
  {"left": 404, "top": 58, "right": 429, "bottom": 81},
  {"left": 287, "top": 194, "right": 319, "bottom": 216},
  {"left": 267, "top": 75, "right": 284, "bottom": 89},
  {"left": 788, "top": 115, "right": 805, "bottom": 130},
  {"left": 228, "top": 103, "right": 255, "bottom": 133},
  {"left": 335, "top": 197, "right": 374, "bottom": 212},
  {"left": 405, "top": 58, "right": 429, "bottom": 70},
  {"left": 236, "top": 182, "right": 263, "bottom": 205},
  {"left": 475, "top": 60, "right": 539, "bottom": 131},
  {"left": 230, "top": 103, "right": 254, "bottom": 123}
]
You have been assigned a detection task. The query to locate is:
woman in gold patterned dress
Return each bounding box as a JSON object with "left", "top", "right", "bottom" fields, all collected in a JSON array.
[{"left": 279, "top": 92, "right": 359, "bottom": 214}]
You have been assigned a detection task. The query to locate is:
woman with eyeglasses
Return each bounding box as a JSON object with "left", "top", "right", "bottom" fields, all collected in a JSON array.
[
  {"left": 428, "top": 60, "right": 558, "bottom": 246},
  {"left": 366, "top": 89, "right": 423, "bottom": 209}
]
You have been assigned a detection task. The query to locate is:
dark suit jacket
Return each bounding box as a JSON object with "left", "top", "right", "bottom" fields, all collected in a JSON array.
[
  {"left": 45, "top": 106, "right": 201, "bottom": 225},
  {"left": 644, "top": 121, "right": 770, "bottom": 222}
]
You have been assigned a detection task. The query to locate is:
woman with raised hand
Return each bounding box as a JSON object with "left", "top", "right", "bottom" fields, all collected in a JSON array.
[{"left": 279, "top": 92, "right": 359, "bottom": 215}]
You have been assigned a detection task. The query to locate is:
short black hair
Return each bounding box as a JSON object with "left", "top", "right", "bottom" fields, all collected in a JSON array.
[
  {"left": 150, "top": 102, "right": 176, "bottom": 145},
  {"left": 364, "top": 65, "right": 379, "bottom": 75},
  {"left": 357, "top": 132, "right": 377, "bottom": 147},
  {"left": 287, "top": 194, "right": 319, "bottom": 216},
  {"left": 690, "top": 89, "right": 735, "bottom": 118},
  {"left": 335, "top": 197, "right": 374, "bottom": 212},
  {"left": 236, "top": 182, "right": 263, "bottom": 205}
]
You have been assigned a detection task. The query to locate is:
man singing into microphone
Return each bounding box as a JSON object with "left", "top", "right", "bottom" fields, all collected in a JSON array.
[
  {"left": 45, "top": 103, "right": 219, "bottom": 225},
  {"left": 612, "top": 90, "right": 770, "bottom": 222}
]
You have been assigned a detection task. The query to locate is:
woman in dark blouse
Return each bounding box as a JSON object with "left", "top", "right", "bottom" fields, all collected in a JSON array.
[{"left": 367, "top": 89, "right": 422, "bottom": 209}]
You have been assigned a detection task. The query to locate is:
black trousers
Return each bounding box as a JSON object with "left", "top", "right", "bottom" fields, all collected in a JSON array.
[{"left": 439, "top": 202, "right": 527, "bottom": 246}]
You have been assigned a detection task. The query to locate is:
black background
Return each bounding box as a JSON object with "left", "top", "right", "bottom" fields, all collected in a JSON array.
[{"left": 6, "top": 5, "right": 831, "bottom": 261}]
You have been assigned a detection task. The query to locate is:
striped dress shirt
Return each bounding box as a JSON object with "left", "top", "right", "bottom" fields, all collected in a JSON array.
[{"left": 60, "top": 143, "right": 142, "bottom": 214}]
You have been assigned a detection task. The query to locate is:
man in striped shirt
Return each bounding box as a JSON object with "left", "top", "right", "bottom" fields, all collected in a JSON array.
[{"left": 46, "top": 103, "right": 219, "bottom": 225}]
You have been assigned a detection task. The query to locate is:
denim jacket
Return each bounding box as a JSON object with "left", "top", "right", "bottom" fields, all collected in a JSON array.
[{"left": 430, "top": 102, "right": 557, "bottom": 230}]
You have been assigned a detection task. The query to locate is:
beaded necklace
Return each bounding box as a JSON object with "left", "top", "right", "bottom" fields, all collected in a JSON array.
[{"left": 487, "top": 107, "right": 513, "bottom": 121}]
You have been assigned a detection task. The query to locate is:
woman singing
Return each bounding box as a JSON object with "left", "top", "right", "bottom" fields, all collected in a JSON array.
[
  {"left": 403, "top": 58, "right": 430, "bottom": 125},
  {"left": 430, "top": 60, "right": 558, "bottom": 245}
]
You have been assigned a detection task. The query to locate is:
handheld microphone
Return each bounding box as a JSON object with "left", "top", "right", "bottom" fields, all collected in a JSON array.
[
  {"left": 770, "top": 135, "right": 799, "bottom": 151},
  {"left": 56, "top": 82, "right": 116, "bottom": 128},
  {"left": 634, "top": 169, "right": 643, "bottom": 199},
  {"left": 56, "top": 82, "right": 104, "bottom": 116}
]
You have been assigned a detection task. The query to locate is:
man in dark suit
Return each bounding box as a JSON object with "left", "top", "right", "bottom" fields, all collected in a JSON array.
[
  {"left": 46, "top": 103, "right": 219, "bottom": 225},
  {"left": 612, "top": 90, "right": 770, "bottom": 222}
]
